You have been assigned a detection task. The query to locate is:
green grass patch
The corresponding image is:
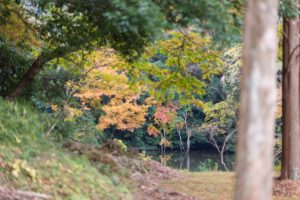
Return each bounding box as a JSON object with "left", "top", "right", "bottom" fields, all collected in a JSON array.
[{"left": 0, "top": 99, "right": 131, "bottom": 199}]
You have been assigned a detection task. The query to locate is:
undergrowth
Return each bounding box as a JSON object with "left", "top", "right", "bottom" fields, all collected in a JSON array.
[{"left": 0, "top": 99, "right": 132, "bottom": 200}]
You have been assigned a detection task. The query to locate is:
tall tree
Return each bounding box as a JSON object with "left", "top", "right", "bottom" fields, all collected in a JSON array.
[
  {"left": 235, "top": 0, "right": 278, "bottom": 199},
  {"left": 281, "top": 0, "right": 300, "bottom": 180}
]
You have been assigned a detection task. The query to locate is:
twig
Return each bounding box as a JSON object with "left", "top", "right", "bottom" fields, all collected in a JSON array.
[{"left": 0, "top": 187, "right": 52, "bottom": 199}]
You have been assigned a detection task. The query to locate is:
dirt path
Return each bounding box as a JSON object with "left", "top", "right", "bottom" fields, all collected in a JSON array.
[{"left": 133, "top": 161, "right": 199, "bottom": 200}]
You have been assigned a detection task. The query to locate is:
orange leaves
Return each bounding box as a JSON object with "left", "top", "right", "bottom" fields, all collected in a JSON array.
[
  {"left": 51, "top": 104, "right": 58, "bottom": 112},
  {"left": 147, "top": 124, "right": 160, "bottom": 137},
  {"left": 97, "top": 102, "right": 148, "bottom": 132},
  {"left": 71, "top": 49, "right": 149, "bottom": 132}
]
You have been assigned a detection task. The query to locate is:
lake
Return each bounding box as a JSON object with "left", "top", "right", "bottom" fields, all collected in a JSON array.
[{"left": 146, "top": 150, "right": 235, "bottom": 172}]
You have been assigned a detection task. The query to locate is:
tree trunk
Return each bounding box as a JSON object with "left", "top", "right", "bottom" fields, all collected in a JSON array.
[
  {"left": 5, "top": 47, "right": 77, "bottom": 100},
  {"left": 186, "top": 152, "right": 190, "bottom": 171},
  {"left": 186, "top": 133, "right": 190, "bottom": 154},
  {"left": 5, "top": 55, "right": 48, "bottom": 100},
  {"left": 281, "top": 13, "right": 300, "bottom": 180},
  {"left": 176, "top": 124, "right": 185, "bottom": 152},
  {"left": 235, "top": 0, "right": 278, "bottom": 199}
]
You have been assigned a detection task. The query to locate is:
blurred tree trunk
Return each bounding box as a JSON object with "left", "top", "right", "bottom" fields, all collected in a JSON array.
[
  {"left": 235, "top": 0, "right": 278, "bottom": 199},
  {"left": 5, "top": 46, "right": 76, "bottom": 100},
  {"left": 5, "top": 55, "right": 47, "bottom": 100},
  {"left": 281, "top": 8, "right": 300, "bottom": 180}
]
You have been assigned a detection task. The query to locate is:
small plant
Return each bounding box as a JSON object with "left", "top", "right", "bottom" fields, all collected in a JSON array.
[
  {"left": 196, "top": 159, "right": 219, "bottom": 172},
  {"left": 138, "top": 151, "right": 152, "bottom": 161}
]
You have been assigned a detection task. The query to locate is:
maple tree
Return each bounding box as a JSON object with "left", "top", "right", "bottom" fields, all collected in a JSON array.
[
  {"left": 72, "top": 50, "right": 151, "bottom": 133},
  {"left": 147, "top": 103, "right": 178, "bottom": 152}
]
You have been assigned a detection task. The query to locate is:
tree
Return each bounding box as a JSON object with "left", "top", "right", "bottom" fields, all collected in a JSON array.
[
  {"left": 235, "top": 0, "right": 278, "bottom": 200},
  {"left": 281, "top": 0, "right": 300, "bottom": 180},
  {"left": 138, "top": 30, "right": 222, "bottom": 153},
  {"left": 128, "top": 30, "right": 222, "bottom": 106},
  {"left": 1, "top": 0, "right": 242, "bottom": 100},
  {"left": 200, "top": 46, "right": 241, "bottom": 170},
  {"left": 201, "top": 99, "right": 237, "bottom": 171},
  {"left": 72, "top": 50, "right": 150, "bottom": 133},
  {"left": 147, "top": 103, "right": 177, "bottom": 153}
]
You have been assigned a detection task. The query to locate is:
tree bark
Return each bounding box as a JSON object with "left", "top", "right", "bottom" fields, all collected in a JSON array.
[
  {"left": 281, "top": 12, "right": 300, "bottom": 180},
  {"left": 5, "top": 47, "right": 77, "bottom": 100},
  {"left": 5, "top": 55, "right": 48, "bottom": 100},
  {"left": 235, "top": 0, "right": 278, "bottom": 199}
]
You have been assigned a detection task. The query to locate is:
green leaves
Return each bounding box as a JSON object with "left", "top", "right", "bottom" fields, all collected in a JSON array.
[
  {"left": 128, "top": 31, "right": 222, "bottom": 106},
  {"left": 280, "top": 0, "right": 300, "bottom": 18}
]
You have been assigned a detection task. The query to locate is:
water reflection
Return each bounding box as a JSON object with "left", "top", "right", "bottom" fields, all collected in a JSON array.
[{"left": 146, "top": 150, "right": 235, "bottom": 172}]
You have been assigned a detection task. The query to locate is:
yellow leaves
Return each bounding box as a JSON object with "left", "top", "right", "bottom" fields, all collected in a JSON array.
[
  {"left": 14, "top": 135, "right": 21, "bottom": 144},
  {"left": 70, "top": 49, "right": 150, "bottom": 132},
  {"left": 63, "top": 106, "right": 83, "bottom": 122},
  {"left": 138, "top": 151, "right": 152, "bottom": 161},
  {"left": 51, "top": 104, "right": 58, "bottom": 112},
  {"left": 112, "top": 139, "right": 127, "bottom": 152},
  {"left": 190, "top": 99, "right": 205, "bottom": 108},
  {"left": 9, "top": 159, "right": 36, "bottom": 181},
  {"left": 0, "top": 2, "right": 40, "bottom": 47},
  {"left": 144, "top": 97, "right": 158, "bottom": 106},
  {"left": 159, "top": 138, "right": 172, "bottom": 147}
]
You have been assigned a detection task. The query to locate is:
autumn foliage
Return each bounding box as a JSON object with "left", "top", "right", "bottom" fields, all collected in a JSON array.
[{"left": 72, "top": 50, "right": 150, "bottom": 132}]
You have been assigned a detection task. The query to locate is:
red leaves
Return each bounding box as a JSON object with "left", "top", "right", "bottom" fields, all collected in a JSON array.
[{"left": 154, "top": 104, "right": 177, "bottom": 125}]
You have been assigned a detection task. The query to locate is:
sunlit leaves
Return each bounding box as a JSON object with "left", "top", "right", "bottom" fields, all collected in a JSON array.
[
  {"left": 72, "top": 49, "right": 150, "bottom": 132},
  {"left": 147, "top": 124, "right": 160, "bottom": 137},
  {"left": 97, "top": 102, "right": 148, "bottom": 132},
  {"left": 154, "top": 105, "right": 177, "bottom": 125},
  {"left": 0, "top": 1, "right": 40, "bottom": 47},
  {"left": 147, "top": 103, "right": 177, "bottom": 140},
  {"left": 9, "top": 159, "right": 37, "bottom": 181},
  {"left": 63, "top": 105, "right": 83, "bottom": 122},
  {"left": 128, "top": 30, "right": 222, "bottom": 106}
]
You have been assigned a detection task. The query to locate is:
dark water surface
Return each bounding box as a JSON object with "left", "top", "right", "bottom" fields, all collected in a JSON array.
[{"left": 146, "top": 150, "right": 235, "bottom": 172}]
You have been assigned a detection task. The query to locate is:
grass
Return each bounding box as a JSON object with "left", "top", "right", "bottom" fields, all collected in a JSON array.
[
  {"left": 162, "top": 171, "right": 298, "bottom": 200},
  {"left": 0, "top": 99, "right": 132, "bottom": 200},
  {"left": 162, "top": 172, "right": 234, "bottom": 200},
  {"left": 0, "top": 144, "right": 132, "bottom": 200}
]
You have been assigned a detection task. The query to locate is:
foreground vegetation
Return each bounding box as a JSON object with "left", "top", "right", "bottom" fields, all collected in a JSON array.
[
  {"left": 0, "top": 87, "right": 297, "bottom": 199},
  {"left": 0, "top": 100, "right": 133, "bottom": 199}
]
